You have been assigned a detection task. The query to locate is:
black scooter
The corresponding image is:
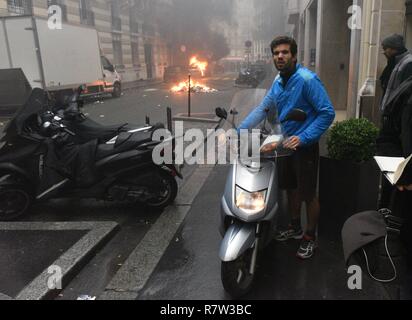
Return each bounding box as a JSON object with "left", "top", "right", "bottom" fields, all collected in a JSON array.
[
  {"left": 0, "top": 88, "right": 181, "bottom": 221},
  {"left": 52, "top": 86, "right": 152, "bottom": 145}
]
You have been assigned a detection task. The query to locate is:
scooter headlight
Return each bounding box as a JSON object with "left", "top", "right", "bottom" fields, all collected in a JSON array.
[{"left": 235, "top": 186, "right": 267, "bottom": 215}]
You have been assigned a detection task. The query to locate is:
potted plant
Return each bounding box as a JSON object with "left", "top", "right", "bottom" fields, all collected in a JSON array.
[{"left": 319, "top": 118, "right": 381, "bottom": 240}]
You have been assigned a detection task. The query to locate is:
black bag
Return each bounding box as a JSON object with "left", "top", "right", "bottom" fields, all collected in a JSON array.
[{"left": 343, "top": 209, "right": 405, "bottom": 283}]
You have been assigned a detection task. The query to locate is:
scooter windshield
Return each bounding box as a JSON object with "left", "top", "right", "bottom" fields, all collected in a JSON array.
[
  {"left": 2, "top": 88, "right": 47, "bottom": 141},
  {"left": 257, "top": 108, "right": 292, "bottom": 159},
  {"left": 228, "top": 88, "right": 292, "bottom": 162}
]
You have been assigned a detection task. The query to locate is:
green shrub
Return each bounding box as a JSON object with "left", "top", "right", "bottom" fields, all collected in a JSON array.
[{"left": 327, "top": 118, "right": 379, "bottom": 163}]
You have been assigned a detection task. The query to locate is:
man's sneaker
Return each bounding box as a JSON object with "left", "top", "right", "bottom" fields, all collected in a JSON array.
[
  {"left": 275, "top": 226, "right": 304, "bottom": 242},
  {"left": 296, "top": 235, "right": 318, "bottom": 260}
]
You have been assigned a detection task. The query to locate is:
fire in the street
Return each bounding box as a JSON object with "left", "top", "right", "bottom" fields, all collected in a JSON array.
[
  {"left": 170, "top": 80, "right": 217, "bottom": 93},
  {"left": 190, "top": 56, "right": 208, "bottom": 77}
]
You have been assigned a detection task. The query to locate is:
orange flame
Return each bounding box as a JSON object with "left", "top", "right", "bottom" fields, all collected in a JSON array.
[
  {"left": 190, "top": 56, "right": 208, "bottom": 77},
  {"left": 171, "top": 80, "right": 217, "bottom": 93}
]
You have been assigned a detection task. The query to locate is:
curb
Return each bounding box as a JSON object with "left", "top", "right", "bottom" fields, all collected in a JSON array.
[
  {"left": 0, "top": 222, "right": 119, "bottom": 300},
  {"left": 173, "top": 113, "right": 221, "bottom": 124}
]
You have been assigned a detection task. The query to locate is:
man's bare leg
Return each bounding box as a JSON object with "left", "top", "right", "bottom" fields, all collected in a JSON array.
[
  {"left": 305, "top": 197, "right": 320, "bottom": 237},
  {"left": 287, "top": 189, "right": 302, "bottom": 227}
]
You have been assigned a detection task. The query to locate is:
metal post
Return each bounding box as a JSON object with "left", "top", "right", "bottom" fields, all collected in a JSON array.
[
  {"left": 146, "top": 116, "right": 150, "bottom": 125},
  {"left": 188, "top": 74, "right": 191, "bottom": 117},
  {"left": 167, "top": 107, "right": 173, "bottom": 135}
]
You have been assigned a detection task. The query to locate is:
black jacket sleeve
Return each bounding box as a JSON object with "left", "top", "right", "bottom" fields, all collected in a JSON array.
[
  {"left": 401, "top": 62, "right": 412, "bottom": 83},
  {"left": 401, "top": 98, "right": 412, "bottom": 157}
]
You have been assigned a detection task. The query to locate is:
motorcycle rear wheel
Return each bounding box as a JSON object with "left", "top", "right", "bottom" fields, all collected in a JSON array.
[
  {"left": 221, "top": 249, "right": 255, "bottom": 298},
  {"left": 0, "top": 185, "right": 32, "bottom": 221},
  {"left": 145, "top": 172, "right": 178, "bottom": 209}
]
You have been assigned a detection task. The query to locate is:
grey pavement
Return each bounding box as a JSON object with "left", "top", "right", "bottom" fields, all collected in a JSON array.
[
  {"left": 137, "top": 165, "right": 397, "bottom": 300},
  {"left": 0, "top": 222, "right": 118, "bottom": 300}
]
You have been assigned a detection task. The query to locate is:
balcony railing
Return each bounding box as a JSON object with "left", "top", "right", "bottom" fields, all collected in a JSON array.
[
  {"left": 80, "top": 9, "right": 95, "bottom": 26},
  {"left": 7, "top": 3, "right": 32, "bottom": 15}
]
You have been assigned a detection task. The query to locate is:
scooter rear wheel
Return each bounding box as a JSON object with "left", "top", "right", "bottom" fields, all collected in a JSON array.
[
  {"left": 221, "top": 249, "right": 255, "bottom": 298},
  {"left": 0, "top": 186, "right": 32, "bottom": 221}
]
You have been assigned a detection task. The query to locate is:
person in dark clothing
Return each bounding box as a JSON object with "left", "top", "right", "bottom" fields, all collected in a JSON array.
[
  {"left": 377, "top": 34, "right": 412, "bottom": 266},
  {"left": 380, "top": 34, "right": 412, "bottom": 107},
  {"left": 378, "top": 34, "right": 412, "bottom": 208}
]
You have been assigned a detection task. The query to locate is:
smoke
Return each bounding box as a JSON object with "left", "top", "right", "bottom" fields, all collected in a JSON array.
[{"left": 156, "top": 0, "right": 235, "bottom": 62}]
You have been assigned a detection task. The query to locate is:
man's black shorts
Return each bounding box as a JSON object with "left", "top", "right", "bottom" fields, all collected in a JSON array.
[{"left": 278, "top": 143, "right": 319, "bottom": 202}]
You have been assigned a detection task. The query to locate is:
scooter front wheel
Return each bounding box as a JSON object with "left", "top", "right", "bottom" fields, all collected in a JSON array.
[{"left": 221, "top": 248, "right": 255, "bottom": 298}]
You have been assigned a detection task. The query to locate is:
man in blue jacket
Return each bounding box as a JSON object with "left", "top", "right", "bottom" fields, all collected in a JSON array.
[{"left": 239, "top": 36, "right": 335, "bottom": 259}]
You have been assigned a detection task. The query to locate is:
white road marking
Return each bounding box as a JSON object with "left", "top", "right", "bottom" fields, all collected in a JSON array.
[{"left": 100, "top": 166, "right": 215, "bottom": 299}]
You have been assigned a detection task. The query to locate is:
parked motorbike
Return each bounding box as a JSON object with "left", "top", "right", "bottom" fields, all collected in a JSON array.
[
  {"left": 235, "top": 69, "right": 260, "bottom": 88},
  {"left": 0, "top": 88, "right": 181, "bottom": 221},
  {"left": 52, "top": 86, "right": 154, "bottom": 145},
  {"left": 215, "top": 106, "right": 307, "bottom": 298}
]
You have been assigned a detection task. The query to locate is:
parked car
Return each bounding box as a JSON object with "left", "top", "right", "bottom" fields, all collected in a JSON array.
[
  {"left": 249, "top": 64, "right": 267, "bottom": 82},
  {"left": 188, "top": 67, "right": 203, "bottom": 79}
]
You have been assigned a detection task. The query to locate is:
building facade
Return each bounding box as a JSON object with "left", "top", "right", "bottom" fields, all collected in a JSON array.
[
  {"left": 0, "top": 0, "right": 171, "bottom": 82},
  {"left": 214, "top": 0, "right": 256, "bottom": 72},
  {"left": 253, "top": 0, "right": 286, "bottom": 63},
  {"left": 285, "top": 0, "right": 410, "bottom": 124}
]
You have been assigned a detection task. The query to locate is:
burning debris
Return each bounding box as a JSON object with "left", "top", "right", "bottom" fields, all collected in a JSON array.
[
  {"left": 190, "top": 56, "right": 208, "bottom": 77},
  {"left": 171, "top": 80, "right": 217, "bottom": 93}
]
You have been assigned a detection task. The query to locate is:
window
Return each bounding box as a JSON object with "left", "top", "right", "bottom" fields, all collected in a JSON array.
[
  {"left": 111, "top": 1, "right": 122, "bottom": 31},
  {"left": 112, "top": 34, "right": 123, "bottom": 67},
  {"left": 47, "top": 0, "right": 67, "bottom": 22},
  {"left": 7, "top": 0, "right": 32, "bottom": 15},
  {"left": 101, "top": 56, "right": 112, "bottom": 70},
  {"left": 79, "top": 0, "right": 94, "bottom": 26},
  {"left": 131, "top": 37, "right": 140, "bottom": 67},
  {"left": 129, "top": 0, "right": 140, "bottom": 34}
]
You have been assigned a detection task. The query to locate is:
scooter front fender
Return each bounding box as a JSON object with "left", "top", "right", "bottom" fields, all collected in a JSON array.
[{"left": 219, "top": 222, "right": 256, "bottom": 262}]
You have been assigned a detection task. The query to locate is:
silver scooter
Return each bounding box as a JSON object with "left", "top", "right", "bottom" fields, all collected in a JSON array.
[{"left": 215, "top": 107, "right": 307, "bottom": 298}]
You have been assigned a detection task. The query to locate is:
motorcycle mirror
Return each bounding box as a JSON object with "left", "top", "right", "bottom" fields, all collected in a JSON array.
[
  {"left": 283, "top": 109, "right": 307, "bottom": 123},
  {"left": 215, "top": 108, "right": 228, "bottom": 120},
  {"left": 230, "top": 109, "right": 239, "bottom": 116}
]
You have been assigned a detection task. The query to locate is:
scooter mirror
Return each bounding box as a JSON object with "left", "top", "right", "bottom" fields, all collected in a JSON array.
[
  {"left": 215, "top": 108, "right": 228, "bottom": 120},
  {"left": 283, "top": 109, "right": 307, "bottom": 123}
]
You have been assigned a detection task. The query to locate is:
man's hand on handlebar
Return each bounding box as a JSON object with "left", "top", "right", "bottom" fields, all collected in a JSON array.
[{"left": 283, "top": 136, "right": 301, "bottom": 150}]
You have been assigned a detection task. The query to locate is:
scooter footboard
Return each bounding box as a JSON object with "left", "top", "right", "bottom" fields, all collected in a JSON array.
[{"left": 219, "top": 222, "right": 256, "bottom": 262}]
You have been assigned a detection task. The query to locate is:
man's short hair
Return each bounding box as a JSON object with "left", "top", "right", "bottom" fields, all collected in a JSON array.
[{"left": 270, "top": 36, "right": 298, "bottom": 57}]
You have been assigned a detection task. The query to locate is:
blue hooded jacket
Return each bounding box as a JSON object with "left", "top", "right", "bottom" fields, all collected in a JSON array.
[{"left": 238, "top": 64, "right": 336, "bottom": 147}]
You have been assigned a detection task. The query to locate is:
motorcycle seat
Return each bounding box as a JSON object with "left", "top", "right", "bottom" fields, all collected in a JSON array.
[{"left": 96, "top": 131, "right": 153, "bottom": 160}]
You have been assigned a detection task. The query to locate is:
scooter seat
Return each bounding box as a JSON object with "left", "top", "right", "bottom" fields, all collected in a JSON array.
[{"left": 96, "top": 131, "right": 153, "bottom": 160}]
